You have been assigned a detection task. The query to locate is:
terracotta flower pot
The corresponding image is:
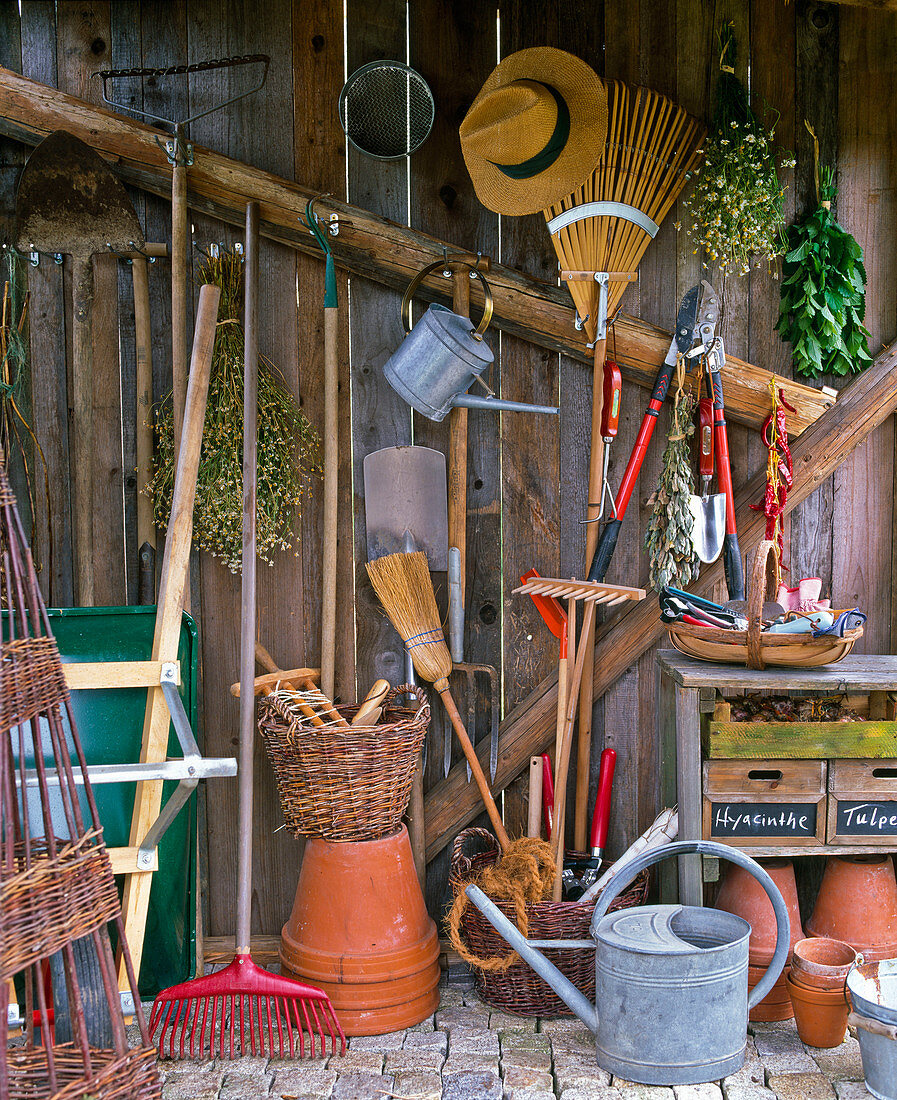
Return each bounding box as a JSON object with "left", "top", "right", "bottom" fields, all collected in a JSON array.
[
  {"left": 807, "top": 856, "right": 897, "bottom": 963},
  {"left": 785, "top": 972, "right": 849, "bottom": 1048},
  {"left": 748, "top": 964, "right": 794, "bottom": 1021},
  {"left": 792, "top": 937, "right": 860, "bottom": 990},
  {"left": 280, "top": 826, "right": 440, "bottom": 1035},
  {"left": 715, "top": 858, "right": 804, "bottom": 962}
]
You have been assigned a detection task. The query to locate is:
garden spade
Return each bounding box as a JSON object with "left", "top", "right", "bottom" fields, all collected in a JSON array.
[
  {"left": 15, "top": 130, "right": 144, "bottom": 605},
  {"left": 688, "top": 397, "right": 725, "bottom": 563}
]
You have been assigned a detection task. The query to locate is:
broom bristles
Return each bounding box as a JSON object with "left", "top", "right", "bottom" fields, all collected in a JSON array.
[{"left": 366, "top": 551, "right": 453, "bottom": 685}]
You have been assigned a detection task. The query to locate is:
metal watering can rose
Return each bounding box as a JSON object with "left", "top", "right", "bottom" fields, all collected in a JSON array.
[
  {"left": 466, "top": 840, "right": 790, "bottom": 1087},
  {"left": 383, "top": 260, "right": 559, "bottom": 421}
]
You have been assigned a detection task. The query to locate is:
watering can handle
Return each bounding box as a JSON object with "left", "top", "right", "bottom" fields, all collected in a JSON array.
[
  {"left": 590, "top": 840, "right": 791, "bottom": 1012},
  {"left": 401, "top": 260, "right": 493, "bottom": 339}
]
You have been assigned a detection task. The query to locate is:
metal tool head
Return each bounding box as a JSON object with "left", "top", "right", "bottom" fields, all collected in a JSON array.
[
  {"left": 663, "top": 283, "right": 702, "bottom": 366},
  {"left": 363, "top": 446, "right": 448, "bottom": 569},
  {"left": 687, "top": 491, "right": 726, "bottom": 563},
  {"left": 15, "top": 131, "right": 144, "bottom": 258}
]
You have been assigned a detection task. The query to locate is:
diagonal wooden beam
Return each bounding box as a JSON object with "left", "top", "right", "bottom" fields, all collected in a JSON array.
[
  {"left": 0, "top": 65, "right": 833, "bottom": 434},
  {"left": 424, "top": 340, "right": 897, "bottom": 860}
]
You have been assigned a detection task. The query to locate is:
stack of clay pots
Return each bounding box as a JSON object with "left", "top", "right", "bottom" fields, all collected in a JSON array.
[
  {"left": 807, "top": 855, "right": 897, "bottom": 962},
  {"left": 715, "top": 858, "right": 804, "bottom": 1021},
  {"left": 787, "top": 937, "right": 858, "bottom": 1048}
]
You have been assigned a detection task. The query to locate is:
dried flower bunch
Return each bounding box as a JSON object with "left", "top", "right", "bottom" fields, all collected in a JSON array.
[
  {"left": 148, "top": 248, "right": 321, "bottom": 572},
  {"left": 645, "top": 384, "right": 700, "bottom": 592},
  {"left": 684, "top": 23, "right": 794, "bottom": 276},
  {"left": 777, "top": 163, "right": 872, "bottom": 378}
]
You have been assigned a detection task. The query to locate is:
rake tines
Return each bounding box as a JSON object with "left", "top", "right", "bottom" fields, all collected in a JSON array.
[{"left": 149, "top": 956, "right": 345, "bottom": 1060}]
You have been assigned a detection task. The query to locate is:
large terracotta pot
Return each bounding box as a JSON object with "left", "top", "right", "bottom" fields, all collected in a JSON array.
[
  {"left": 807, "top": 856, "right": 897, "bottom": 963},
  {"left": 792, "top": 937, "right": 860, "bottom": 991},
  {"left": 786, "top": 972, "right": 850, "bottom": 1048},
  {"left": 715, "top": 858, "right": 804, "bottom": 962},
  {"left": 280, "top": 826, "right": 440, "bottom": 1035}
]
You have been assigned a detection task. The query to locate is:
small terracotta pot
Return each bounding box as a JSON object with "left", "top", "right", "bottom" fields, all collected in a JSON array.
[
  {"left": 748, "top": 964, "right": 794, "bottom": 1020},
  {"left": 785, "top": 972, "right": 849, "bottom": 1048},
  {"left": 716, "top": 858, "right": 804, "bottom": 962},
  {"left": 807, "top": 856, "right": 897, "bottom": 963},
  {"left": 280, "top": 826, "right": 440, "bottom": 1035},
  {"left": 792, "top": 937, "right": 860, "bottom": 990}
]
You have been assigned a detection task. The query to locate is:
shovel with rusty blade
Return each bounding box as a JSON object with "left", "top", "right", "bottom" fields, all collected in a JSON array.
[
  {"left": 688, "top": 397, "right": 726, "bottom": 565},
  {"left": 15, "top": 131, "right": 144, "bottom": 605}
]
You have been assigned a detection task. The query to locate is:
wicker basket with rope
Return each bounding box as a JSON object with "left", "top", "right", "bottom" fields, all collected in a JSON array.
[{"left": 447, "top": 827, "right": 649, "bottom": 1016}]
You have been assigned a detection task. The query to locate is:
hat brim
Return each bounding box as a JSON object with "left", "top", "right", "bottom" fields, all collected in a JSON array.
[{"left": 461, "top": 47, "right": 607, "bottom": 217}]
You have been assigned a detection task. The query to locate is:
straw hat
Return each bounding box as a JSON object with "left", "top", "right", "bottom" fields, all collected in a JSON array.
[{"left": 460, "top": 47, "right": 607, "bottom": 216}]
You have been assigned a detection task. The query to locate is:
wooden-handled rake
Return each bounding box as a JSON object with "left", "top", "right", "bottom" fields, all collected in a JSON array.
[{"left": 512, "top": 574, "right": 645, "bottom": 899}]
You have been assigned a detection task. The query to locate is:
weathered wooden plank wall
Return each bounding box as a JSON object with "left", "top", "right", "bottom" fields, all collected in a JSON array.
[{"left": 1, "top": 0, "right": 895, "bottom": 938}]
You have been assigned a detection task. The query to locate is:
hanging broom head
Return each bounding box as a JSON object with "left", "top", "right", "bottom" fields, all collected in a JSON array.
[
  {"left": 366, "top": 551, "right": 453, "bottom": 687},
  {"left": 545, "top": 80, "right": 705, "bottom": 342}
]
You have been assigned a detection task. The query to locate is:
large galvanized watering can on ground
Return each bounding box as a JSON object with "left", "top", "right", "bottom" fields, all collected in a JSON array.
[
  {"left": 466, "top": 840, "right": 790, "bottom": 1086},
  {"left": 383, "top": 260, "right": 559, "bottom": 421}
]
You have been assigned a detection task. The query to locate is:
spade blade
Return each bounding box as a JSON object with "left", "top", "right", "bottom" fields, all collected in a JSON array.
[{"left": 688, "top": 492, "right": 726, "bottom": 564}]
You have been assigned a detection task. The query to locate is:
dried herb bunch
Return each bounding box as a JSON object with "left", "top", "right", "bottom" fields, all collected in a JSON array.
[
  {"left": 684, "top": 23, "right": 794, "bottom": 276},
  {"left": 645, "top": 385, "right": 701, "bottom": 592},
  {"left": 148, "top": 248, "right": 321, "bottom": 572},
  {"left": 777, "top": 164, "right": 872, "bottom": 378}
]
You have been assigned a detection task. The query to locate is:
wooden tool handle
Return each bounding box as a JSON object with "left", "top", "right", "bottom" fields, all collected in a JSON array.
[
  {"left": 230, "top": 668, "right": 319, "bottom": 696},
  {"left": 72, "top": 254, "right": 95, "bottom": 606},
  {"left": 255, "top": 641, "right": 280, "bottom": 675},
  {"left": 253, "top": 642, "right": 348, "bottom": 727},
  {"left": 171, "top": 160, "right": 189, "bottom": 463},
  {"left": 321, "top": 304, "right": 339, "bottom": 699},
  {"left": 132, "top": 255, "right": 155, "bottom": 557},
  {"left": 436, "top": 678, "right": 510, "bottom": 850},
  {"left": 351, "top": 678, "right": 390, "bottom": 725},
  {"left": 528, "top": 756, "right": 543, "bottom": 838}
]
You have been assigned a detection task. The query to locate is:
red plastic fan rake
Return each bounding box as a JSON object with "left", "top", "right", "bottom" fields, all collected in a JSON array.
[{"left": 149, "top": 204, "right": 345, "bottom": 1060}]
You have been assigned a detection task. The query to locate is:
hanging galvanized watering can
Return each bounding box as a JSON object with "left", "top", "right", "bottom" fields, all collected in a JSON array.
[
  {"left": 466, "top": 840, "right": 790, "bottom": 1086},
  {"left": 382, "top": 260, "right": 559, "bottom": 421}
]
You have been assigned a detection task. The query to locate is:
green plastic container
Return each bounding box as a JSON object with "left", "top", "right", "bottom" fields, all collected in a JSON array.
[{"left": 7, "top": 606, "right": 199, "bottom": 997}]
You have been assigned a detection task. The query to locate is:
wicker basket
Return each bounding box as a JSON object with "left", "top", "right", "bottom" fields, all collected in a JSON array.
[
  {"left": 6, "top": 1044, "right": 161, "bottom": 1100},
  {"left": 668, "top": 541, "right": 863, "bottom": 669},
  {"left": 449, "top": 827, "right": 649, "bottom": 1016},
  {"left": 257, "top": 685, "right": 429, "bottom": 841}
]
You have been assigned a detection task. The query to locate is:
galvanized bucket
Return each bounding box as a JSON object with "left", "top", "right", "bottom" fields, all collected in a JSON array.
[
  {"left": 466, "top": 840, "right": 790, "bottom": 1086},
  {"left": 847, "top": 958, "right": 897, "bottom": 1100}
]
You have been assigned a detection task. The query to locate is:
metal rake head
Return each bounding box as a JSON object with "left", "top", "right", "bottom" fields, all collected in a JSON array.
[{"left": 148, "top": 955, "right": 345, "bottom": 1060}]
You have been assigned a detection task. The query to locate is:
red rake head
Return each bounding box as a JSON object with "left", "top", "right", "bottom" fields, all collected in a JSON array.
[{"left": 148, "top": 954, "right": 345, "bottom": 1061}]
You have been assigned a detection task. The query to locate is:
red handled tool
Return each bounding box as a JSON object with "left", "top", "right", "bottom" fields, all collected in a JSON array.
[
  {"left": 588, "top": 284, "right": 702, "bottom": 582},
  {"left": 541, "top": 753, "right": 555, "bottom": 841},
  {"left": 590, "top": 359, "right": 623, "bottom": 522},
  {"left": 589, "top": 747, "right": 617, "bottom": 866}
]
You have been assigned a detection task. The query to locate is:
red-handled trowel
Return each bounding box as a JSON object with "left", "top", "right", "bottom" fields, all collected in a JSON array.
[{"left": 688, "top": 397, "right": 726, "bottom": 564}]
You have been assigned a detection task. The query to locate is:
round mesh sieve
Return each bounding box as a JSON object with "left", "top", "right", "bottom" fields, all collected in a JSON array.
[{"left": 339, "top": 60, "right": 435, "bottom": 159}]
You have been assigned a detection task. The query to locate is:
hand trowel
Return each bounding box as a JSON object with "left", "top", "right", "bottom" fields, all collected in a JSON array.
[{"left": 688, "top": 397, "right": 726, "bottom": 564}]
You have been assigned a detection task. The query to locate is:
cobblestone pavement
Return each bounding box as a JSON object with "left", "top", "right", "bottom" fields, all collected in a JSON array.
[{"left": 152, "top": 981, "right": 874, "bottom": 1099}]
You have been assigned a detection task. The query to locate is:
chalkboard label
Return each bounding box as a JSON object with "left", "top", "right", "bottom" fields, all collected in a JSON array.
[
  {"left": 709, "top": 801, "right": 817, "bottom": 839},
  {"left": 835, "top": 801, "right": 897, "bottom": 836}
]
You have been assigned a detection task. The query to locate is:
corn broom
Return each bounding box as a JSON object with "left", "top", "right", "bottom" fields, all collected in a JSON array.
[{"left": 366, "top": 551, "right": 510, "bottom": 851}]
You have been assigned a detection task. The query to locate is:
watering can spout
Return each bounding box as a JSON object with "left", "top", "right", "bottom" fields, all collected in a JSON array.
[
  {"left": 464, "top": 884, "right": 599, "bottom": 1033},
  {"left": 451, "top": 394, "right": 559, "bottom": 416}
]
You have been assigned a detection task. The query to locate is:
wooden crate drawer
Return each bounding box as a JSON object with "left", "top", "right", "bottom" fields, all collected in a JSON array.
[
  {"left": 703, "top": 759, "right": 826, "bottom": 847},
  {"left": 827, "top": 759, "right": 897, "bottom": 845},
  {"left": 705, "top": 721, "right": 897, "bottom": 759}
]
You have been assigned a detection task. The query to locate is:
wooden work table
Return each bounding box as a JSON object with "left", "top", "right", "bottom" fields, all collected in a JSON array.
[{"left": 657, "top": 652, "right": 897, "bottom": 905}]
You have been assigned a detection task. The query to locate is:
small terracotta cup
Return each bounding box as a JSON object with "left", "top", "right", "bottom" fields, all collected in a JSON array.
[
  {"left": 785, "top": 971, "right": 850, "bottom": 1048},
  {"left": 792, "top": 937, "right": 861, "bottom": 991}
]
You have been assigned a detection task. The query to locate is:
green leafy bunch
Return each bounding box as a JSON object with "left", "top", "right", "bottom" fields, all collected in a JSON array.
[
  {"left": 777, "top": 166, "right": 872, "bottom": 378},
  {"left": 645, "top": 389, "right": 701, "bottom": 592},
  {"left": 684, "top": 23, "right": 794, "bottom": 276},
  {"left": 147, "top": 248, "right": 321, "bottom": 572}
]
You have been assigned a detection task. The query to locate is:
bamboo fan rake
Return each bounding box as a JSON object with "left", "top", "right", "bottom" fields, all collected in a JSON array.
[
  {"left": 544, "top": 80, "right": 704, "bottom": 851},
  {"left": 366, "top": 551, "right": 510, "bottom": 850}
]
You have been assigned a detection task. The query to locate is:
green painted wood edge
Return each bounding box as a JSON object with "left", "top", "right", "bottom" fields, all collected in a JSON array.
[{"left": 706, "top": 720, "right": 897, "bottom": 758}]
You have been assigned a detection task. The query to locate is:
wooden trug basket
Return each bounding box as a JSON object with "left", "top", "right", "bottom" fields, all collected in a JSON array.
[{"left": 668, "top": 541, "right": 862, "bottom": 670}]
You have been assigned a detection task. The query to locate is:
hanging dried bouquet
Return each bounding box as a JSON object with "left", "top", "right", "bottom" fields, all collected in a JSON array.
[
  {"left": 147, "top": 248, "right": 321, "bottom": 572},
  {"left": 684, "top": 23, "right": 794, "bottom": 277}
]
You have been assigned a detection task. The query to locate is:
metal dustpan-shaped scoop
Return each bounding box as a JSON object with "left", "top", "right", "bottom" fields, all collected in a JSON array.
[
  {"left": 688, "top": 492, "right": 726, "bottom": 564},
  {"left": 363, "top": 445, "right": 448, "bottom": 568}
]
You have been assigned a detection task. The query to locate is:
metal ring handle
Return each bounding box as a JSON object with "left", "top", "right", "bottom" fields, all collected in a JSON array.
[
  {"left": 590, "top": 840, "right": 791, "bottom": 1011},
  {"left": 400, "top": 260, "right": 493, "bottom": 339}
]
